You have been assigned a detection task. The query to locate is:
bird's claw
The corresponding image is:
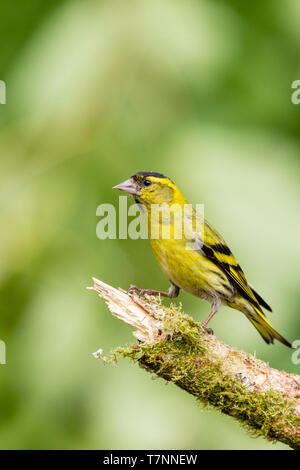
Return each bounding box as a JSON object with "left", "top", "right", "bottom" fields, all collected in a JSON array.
[
  {"left": 128, "top": 285, "right": 145, "bottom": 296},
  {"left": 203, "top": 327, "right": 214, "bottom": 335},
  {"left": 128, "top": 285, "right": 139, "bottom": 294}
]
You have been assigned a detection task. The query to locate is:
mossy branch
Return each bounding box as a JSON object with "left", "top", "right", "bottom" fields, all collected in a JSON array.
[{"left": 88, "top": 277, "right": 300, "bottom": 449}]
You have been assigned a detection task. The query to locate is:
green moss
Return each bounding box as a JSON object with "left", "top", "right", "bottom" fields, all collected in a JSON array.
[{"left": 109, "top": 297, "right": 300, "bottom": 449}]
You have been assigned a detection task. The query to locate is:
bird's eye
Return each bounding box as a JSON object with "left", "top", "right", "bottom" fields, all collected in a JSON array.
[{"left": 143, "top": 179, "right": 152, "bottom": 187}]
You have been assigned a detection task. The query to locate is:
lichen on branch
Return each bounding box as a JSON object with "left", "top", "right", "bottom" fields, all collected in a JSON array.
[{"left": 88, "top": 277, "right": 300, "bottom": 449}]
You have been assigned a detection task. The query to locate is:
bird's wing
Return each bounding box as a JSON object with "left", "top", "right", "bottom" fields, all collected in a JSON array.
[{"left": 196, "top": 218, "right": 263, "bottom": 311}]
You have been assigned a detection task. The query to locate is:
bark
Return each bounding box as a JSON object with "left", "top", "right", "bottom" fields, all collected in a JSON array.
[{"left": 88, "top": 277, "right": 300, "bottom": 449}]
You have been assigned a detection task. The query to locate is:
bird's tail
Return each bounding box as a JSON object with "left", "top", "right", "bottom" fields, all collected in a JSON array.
[{"left": 246, "top": 305, "right": 292, "bottom": 348}]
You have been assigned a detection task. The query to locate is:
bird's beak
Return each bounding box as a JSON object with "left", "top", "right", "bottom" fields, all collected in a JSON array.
[{"left": 113, "top": 178, "right": 139, "bottom": 196}]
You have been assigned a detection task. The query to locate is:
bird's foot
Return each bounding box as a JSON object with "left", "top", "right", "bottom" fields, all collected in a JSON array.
[
  {"left": 128, "top": 285, "right": 151, "bottom": 296},
  {"left": 203, "top": 327, "right": 214, "bottom": 335},
  {"left": 128, "top": 285, "right": 142, "bottom": 295},
  {"left": 128, "top": 285, "right": 169, "bottom": 297}
]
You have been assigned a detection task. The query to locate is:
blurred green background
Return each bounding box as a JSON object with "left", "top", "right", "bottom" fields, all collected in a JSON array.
[{"left": 0, "top": 0, "right": 299, "bottom": 450}]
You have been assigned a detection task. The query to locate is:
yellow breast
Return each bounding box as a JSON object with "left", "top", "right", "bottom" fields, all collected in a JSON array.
[{"left": 150, "top": 236, "right": 227, "bottom": 298}]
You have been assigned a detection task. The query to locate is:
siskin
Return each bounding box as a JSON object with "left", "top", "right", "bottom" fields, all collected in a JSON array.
[{"left": 114, "top": 171, "right": 292, "bottom": 348}]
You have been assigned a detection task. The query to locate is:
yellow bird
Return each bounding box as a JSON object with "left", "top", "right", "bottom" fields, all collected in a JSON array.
[{"left": 114, "top": 171, "right": 292, "bottom": 348}]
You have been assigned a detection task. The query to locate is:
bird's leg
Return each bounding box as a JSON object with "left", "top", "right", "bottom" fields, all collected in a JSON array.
[
  {"left": 128, "top": 283, "right": 180, "bottom": 299},
  {"left": 202, "top": 302, "right": 220, "bottom": 335},
  {"left": 202, "top": 309, "right": 217, "bottom": 327}
]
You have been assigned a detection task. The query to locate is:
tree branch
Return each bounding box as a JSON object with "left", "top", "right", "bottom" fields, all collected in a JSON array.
[{"left": 88, "top": 277, "right": 300, "bottom": 449}]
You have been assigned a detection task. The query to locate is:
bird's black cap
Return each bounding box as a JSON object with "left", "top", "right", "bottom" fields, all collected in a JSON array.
[{"left": 132, "top": 171, "right": 170, "bottom": 180}]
